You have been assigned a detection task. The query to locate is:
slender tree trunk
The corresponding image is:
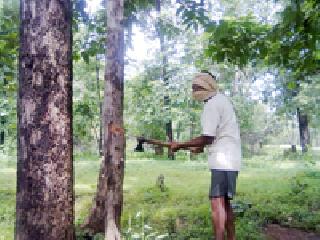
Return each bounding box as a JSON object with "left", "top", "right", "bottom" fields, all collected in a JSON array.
[
  {"left": 96, "top": 55, "right": 103, "bottom": 156},
  {"left": 176, "top": 121, "right": 181, "bottom": 141},
  {"left": 297, "top": 108, "right": 310, "bottom": 152},
  {"left": 16, "top": 1, "right": 74, "bottom": 239},
  {"left": 103, "top": 0, "right": 125, "bottom": 234},
  {"left": 156, "top": 0, "right": 174, "bottom": 159},
  {"left": 1, "top": 77, "right": 7, "bottom": 146},
  {"left": 82, "top": 0, "right": 125, "bottom": 238},
  {"left": 0, "top": 116, "right": 5, "bottom": 145},
  {"left": 190, "top": 120, "right": 196, "bottom": 160}
]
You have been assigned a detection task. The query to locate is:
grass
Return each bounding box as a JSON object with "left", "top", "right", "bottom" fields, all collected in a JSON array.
[{"left": 1, "top": 147, "right": 320, "bottom": 239}]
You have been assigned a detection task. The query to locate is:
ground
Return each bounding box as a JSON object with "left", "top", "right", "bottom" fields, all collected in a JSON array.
[
  {"left": 264, "top": 224, "right": 320, "bottom": 240},
  {"left": 1, "top": 146, "right": 320, "bottom": 239}
]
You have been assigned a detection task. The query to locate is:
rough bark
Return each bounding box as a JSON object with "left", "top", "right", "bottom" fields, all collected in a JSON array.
[
  {"left": 16, "top": 1, "right": 74, "bottom": 239},
  {"left": 82, "top": 0, "right": 125, "bottom": 238},
  {"left": 156, "top": 0, "right": 174, "bottom": 160},
  {"left": 297, "top": 108, "right": 310, "bottom": 152}
]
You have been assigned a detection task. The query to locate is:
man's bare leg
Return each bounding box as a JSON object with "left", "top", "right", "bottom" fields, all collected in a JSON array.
[
  {"left": 211, "top": 197, "right": 226, "bottom": 240},
  {"left": 225, "top": 198, "right": 236, "bottom": 240}
]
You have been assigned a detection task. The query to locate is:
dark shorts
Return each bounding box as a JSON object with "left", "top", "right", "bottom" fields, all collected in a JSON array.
[{"left": 209, "top": 169, "right": 238, "bottom": 199}]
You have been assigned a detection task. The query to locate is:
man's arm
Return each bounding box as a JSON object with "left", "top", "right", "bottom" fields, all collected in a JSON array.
[{"left": 170, "top": 135, "right": 214, "bottom": 153}]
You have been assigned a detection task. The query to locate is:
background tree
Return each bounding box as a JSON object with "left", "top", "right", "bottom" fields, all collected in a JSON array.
[
  {"left": 82, "top": 0, "right": 125, "bottom": 238},
  {"left": 16, "top": 0, "right": 74, "bottom": 239},
  {"left": 155, "top": 0, "right": 174, "bottom": 159}
]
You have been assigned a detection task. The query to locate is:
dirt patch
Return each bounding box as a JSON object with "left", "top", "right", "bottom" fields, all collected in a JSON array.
[{"left": 264, "top": 224, "right": 320, "bottom": 240}]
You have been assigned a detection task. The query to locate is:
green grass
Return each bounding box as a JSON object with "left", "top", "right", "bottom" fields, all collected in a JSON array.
[{"left": 1, "top": 149, "right": 320, "bottom": 239}]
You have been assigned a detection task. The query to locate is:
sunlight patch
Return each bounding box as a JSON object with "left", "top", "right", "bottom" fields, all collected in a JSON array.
[
  {"left": 0, "top": 168, "right": 16, "bottom": 173},
  {"left": 75, "top": 184, "right": 92, "bottom": 191}
]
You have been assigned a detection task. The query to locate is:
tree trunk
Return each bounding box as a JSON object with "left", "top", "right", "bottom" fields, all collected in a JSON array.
[
  {"left": 176, "top": 121, "right": 181, "bottom": 141},
  {"left": 1, "top": 74, "right": 7, "bottom": 146},
  {"left": 297, "top": 108, "right": 310, "bottom": 152},
  {"left": 156, "top": 0, "right": 174, "bottom": 160},
  {"left": 96, "top": 55, "right": 103, "bottom": 156},
  {"left": 0, "top": 116, "right": 5, "bottom": 145},
  {"left": 16, "top": 1, "right": 74, "bottom": 239},
  {"left": 82, "top": 0, "right": 125, "bottom": 238},
  {"left": 190, "top": 121, "right": 195, "bottom": 161}
]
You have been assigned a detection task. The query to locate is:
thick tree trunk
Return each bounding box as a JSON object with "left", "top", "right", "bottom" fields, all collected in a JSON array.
[
  {"left": 16, "top": 1, "right": 74, "bottom": 239},
  {"left": 156, "top": 0, "right": 174, "bottom": 160},
  {"left": 297, "top": 108, "right": 310, "bottom": 152},
  {"left": 82, "top": 0, "right": 124, "bottom": 238}
]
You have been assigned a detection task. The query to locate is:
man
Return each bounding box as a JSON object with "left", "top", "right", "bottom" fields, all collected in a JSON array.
[{"left": 169, "top": 72, "right": 241, "bottom": 240}]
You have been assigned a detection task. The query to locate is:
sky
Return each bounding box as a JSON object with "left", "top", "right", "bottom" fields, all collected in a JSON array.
[{"left": 86, "top": 0, "right": 151, "bottom": 78}]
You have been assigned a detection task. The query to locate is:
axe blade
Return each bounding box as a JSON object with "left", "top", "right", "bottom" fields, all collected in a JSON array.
[{"left": 134, "top": 138, "right": 145, "bottom": 152}]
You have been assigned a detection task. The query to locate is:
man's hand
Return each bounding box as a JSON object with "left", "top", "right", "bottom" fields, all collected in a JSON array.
[
  {"left": 137, "top": 136, "right": 146, "bottom": 143},
  {"left": 170, "top": 141, "right": 180, "bottom": 153}
]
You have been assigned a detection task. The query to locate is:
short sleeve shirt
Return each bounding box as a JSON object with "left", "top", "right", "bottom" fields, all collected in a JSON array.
[{"left": 201, "top": 93, "right": 242, "bottom": 171}]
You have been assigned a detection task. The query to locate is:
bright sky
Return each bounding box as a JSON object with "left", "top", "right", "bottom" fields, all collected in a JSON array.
[
  {"left": 86, "top": 0, "right": 151, "bottom": 78},
  {"left": 85, "top": 0, "right": 101, "bottom": 14}
]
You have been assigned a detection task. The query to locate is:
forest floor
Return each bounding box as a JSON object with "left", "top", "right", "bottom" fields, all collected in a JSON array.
[
  {"left": 264, "top": 224, "right": 320, "bottom": 240},
  {"left": 75, "top": 146, "right": 320, "bottom": 239},
  {"left": 1, "top": 146, "right": 320, "bottom": 239}
]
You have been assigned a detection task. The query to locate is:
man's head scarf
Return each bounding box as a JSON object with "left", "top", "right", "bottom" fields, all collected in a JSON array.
[{"left": 192, "top": 72, "right": 218, "bottom": 101}]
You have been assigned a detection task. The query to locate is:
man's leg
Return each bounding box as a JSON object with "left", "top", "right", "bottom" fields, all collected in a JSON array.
[
  {"left": 225, "top": 198, "right": 235, "bottom": 240},
  {"left": 211, "top": 197, "right": 226, "bottom": 240}
]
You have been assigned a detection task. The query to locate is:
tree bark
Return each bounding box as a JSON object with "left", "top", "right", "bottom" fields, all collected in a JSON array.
[
  {"left": 297, "top": 108, "right": 310, "bottom": 152},
  {"left": 82, "top": 0, "right": 125, "bottom": 238},
  {"left": 16, "top": 1, "right": 74, "bottom": 239},
  {"left": 96, "top": 55, "right": 103, "bottom": 156},
  {"left": 156, "top": 0, "right": 174, "bottom": 160}
]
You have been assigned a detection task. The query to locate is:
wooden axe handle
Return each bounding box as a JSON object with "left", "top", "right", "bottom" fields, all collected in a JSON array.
[
  {"left": 140, "top": 138, "right": 171, "bottom": 148},
  {"left": 137, "top": 137, "right": 203, "bottom": 153}
]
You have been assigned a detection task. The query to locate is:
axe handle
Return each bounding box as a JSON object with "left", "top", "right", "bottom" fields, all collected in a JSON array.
[
  {"left": 143, "top": 138, "right": 171, "bottom": 148},
  {"left": 137, "top": 137, "right": 204, "bottom": 153}
]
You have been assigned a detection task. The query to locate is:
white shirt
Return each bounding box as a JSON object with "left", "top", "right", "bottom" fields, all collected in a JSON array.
[{"left": 201, "top": 93, "right": 242, "bottom": 171}]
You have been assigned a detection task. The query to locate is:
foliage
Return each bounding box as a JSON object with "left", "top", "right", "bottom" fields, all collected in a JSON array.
[
  {"left": 73, "top": 57, "right": 102, "bottom": 152},
  {"left": 268, "top": 0, "right": 320, "bottom": 77},
  {"left": 0, "top": 1, "right": 18, "bottom": 80},
  {"left": 293, "top": 75, "right": 320, "bottom": 125},
  {"left": 177, "top": 0, "right": 320, "bottom": 124},
  {"left": 0, "top": 0, "right": 19, "bottom": 150},
  {"left": 125, "top": 68, "right": 168, "bottom": 140},
  {"left": 73, "top": 0, "right": 156, "bottom": 64},
  {"left": 204, "top": 16, "right": 270, "bottom": 67},
  {"left": 176, "top": 0, "right": 210, "bottom": 31}
]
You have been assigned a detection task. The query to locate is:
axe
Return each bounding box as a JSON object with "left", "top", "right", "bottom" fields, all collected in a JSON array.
[
  {"left": 134, "top": 136, "right": 203, "bottom": 153},
  {"left": 134, "top": 137, "right": 170, "bottom": 152}
]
